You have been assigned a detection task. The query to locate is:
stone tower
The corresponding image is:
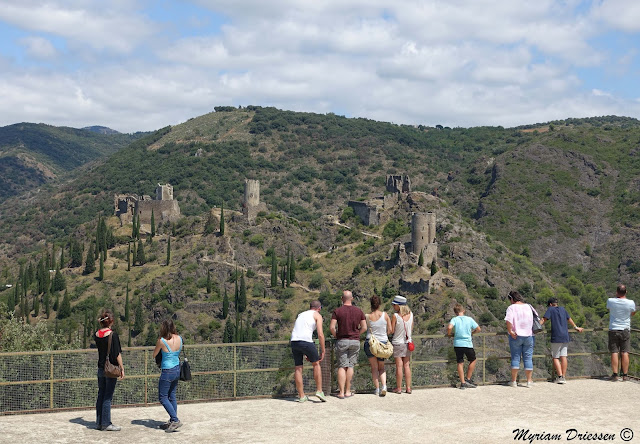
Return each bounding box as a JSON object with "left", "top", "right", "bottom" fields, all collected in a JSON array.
[
  {"left": 411, "top": 212, "right": 436, "bottom": 255},
  {"left": 156, "top": 183, "right": 173, "bottom": 201},
  {"left": 244, "top": 179, "right": 260, "bottom": 207},
  {"left": 243, "top": 179, "right": 267, "bottom": 223}
]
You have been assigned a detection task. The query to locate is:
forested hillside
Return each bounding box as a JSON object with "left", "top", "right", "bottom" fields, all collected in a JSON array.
[{"left": 0, "top": 108, "right": 638, "bottom": 354}]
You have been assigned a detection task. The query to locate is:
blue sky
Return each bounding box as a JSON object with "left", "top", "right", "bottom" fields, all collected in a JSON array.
[{"left": 0, "top": 0, "right": 639, "bottom": 132}]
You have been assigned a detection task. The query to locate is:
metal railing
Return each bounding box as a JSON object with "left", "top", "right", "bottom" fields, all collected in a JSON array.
[{"left": 0, "top": 328, "right": 636, "bottom": 415}]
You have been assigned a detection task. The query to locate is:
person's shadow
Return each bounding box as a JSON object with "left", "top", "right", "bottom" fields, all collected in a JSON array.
[
  {"left": 69, "top": 417, "right": 97, "bottom": 429},
  {"left": 131, "top": 419, "right": 166, "bottom": 429}
]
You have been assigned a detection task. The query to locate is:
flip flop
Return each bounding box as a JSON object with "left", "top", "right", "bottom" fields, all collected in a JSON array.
[
  {"left": 344, "top": 392, "right": 355, "bottom": 398},
  {"left": 390, "top": 388, "right": 402, "bottom": 394},
  {"left": 337, "top": 394, "right": 345, "bottom": 399},
  {"left": 406, "top": 389, "right": 412, "bottom": 394}
]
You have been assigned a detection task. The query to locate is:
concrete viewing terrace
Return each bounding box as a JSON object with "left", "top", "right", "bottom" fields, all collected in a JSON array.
[{"left": 3, "top": 378, "right": 639, "bottom": 444}]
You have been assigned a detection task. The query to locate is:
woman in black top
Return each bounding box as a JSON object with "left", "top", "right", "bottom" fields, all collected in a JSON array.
[{"left": 94, "top": 309, "right": 124, "bottom": 431}]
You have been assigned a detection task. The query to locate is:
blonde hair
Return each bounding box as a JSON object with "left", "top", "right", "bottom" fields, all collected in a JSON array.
[{"left": 399, "top": 305, "right": 411, "bottom": 316}]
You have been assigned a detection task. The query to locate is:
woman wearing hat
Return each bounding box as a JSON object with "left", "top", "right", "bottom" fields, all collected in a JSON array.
[{"left": 390, "top": 295, "right": 413, "bottom": 394}]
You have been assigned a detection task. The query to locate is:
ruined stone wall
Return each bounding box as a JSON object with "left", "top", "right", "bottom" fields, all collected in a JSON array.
[
  {"left": 348, "top": 201, "right": 380, "bottom": 226},
  {"left": 137, "top": 200, "right": 181, "bottom": 224},
  {"left": 156, "top": 184, "right": 173, "bottom": 201},
  {"left": 386, "top": 174, "right": 411, "bottom": 193}
]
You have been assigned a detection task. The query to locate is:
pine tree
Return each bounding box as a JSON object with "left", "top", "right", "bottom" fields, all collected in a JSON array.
[
  {"left": 127, "top": 242, "right": 131, "bottom": 271},
  {"left": 137, "top": 240, "right": 146, "bottom": 265},
  {"left": 238, "top": 273, "right": 247, "bottom": 313},
  {"left": 219, "top": 202, "right": 225, "bottom": 235},
  {"left": 270, "top": 253, "right": 277, "bottom": 287},
  {"left": 98, "top": 254, "right": 104, "bottom": 281},
  {"left": 418, "top": 250, "right": 424, "bottom": 266},
  {"left": 134, "top": 297, "right": 145, "bottom": 333},
  {"left": 124, "top": 284, "right": 130, "bottom": 323},
  {"left": 222, "top": 287, "right": 229, "bottom": 319},
  {"left": 58, "top": 291, "right": 71, "bottom": 319},
  {"left": 84, "top": 244, "right": 96, "bottom": 274},
  {"left": 430, "top": 259, "right": 437, "bottom": 275},
  {"left": 150, "top": 209, "right": 156, "bottom": 238},
  {"left": 166, "top": 236, "right": 171, "bottom": 266}
]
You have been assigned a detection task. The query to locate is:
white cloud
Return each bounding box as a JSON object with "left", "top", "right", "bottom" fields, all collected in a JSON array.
[
  {"left": 19, "top": 36, "right": 58, "bottom": 59},
  {"left": 592, "top": 0, "right": 640, "bottom": 32}
]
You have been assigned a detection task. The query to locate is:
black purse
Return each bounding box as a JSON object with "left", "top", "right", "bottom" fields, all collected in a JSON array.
[
  {"left": 529, "top": 304, "right": 543, "bottom": 334},
  {"left": 179, "top": 346, "right": 192, "bottom": 381}
]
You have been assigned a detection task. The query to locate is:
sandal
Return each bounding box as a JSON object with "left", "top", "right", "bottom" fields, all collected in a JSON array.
[
  {"left": 406, "top": 389, "right": 412, "bottom": 394},
  {"left": 390, "top": 388, "right": 402, "bottom": 394}
]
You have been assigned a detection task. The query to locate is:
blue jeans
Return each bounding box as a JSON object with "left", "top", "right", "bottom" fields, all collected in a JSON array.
[
  {"left": 96, "top": 368, "right": 118, "bottom": 427},
  {"left": 509, "top": 335, "right": 534, "bottom": 370},
  {"left": 158, "top": 365, "right": 180, "bottom": 422}
]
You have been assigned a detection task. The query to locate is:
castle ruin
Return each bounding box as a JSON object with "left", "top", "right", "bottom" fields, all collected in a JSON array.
[
  {"left": 114, "top": 183, "right": 181, "bottom": 226},
  {"left": 386, "top": 174, "right": 411, "bottom": 193},
  {"left": 411, "top": 212, "right": 437, "bottom": 266},
  {"left": 347, "top": 174, "right": 411, "bottom": 226},
  {"left": 243, "top": 179, "right": 267, "bottom": 223}
]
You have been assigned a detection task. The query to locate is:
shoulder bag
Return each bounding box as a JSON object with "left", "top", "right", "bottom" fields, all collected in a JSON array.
[
  {"left": 367, "top": 315, "right": 394, "bottom": 359},
  {"left": 179, "top": 339, "right": 192, "bottom": 381},
  {"left": 104, "top": 333, "right": 121, "bottom": 379},
  {"left": 529, "top": 304, "right": 544, "bottom": 334}
]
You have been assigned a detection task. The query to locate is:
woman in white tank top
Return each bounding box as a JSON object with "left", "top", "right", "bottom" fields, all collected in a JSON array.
[
  {"left": 390, "top": 295, "right": 413, "bottom": 394},
  {"left": 365, "top": 295, "right": 392, "bottom": 396}
]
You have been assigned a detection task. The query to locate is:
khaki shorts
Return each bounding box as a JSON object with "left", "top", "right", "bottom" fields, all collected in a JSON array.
[
  {"left": 551, "top": 343, "right": 568, "bottom": 359},
  {"left": 336, "top": 339, "right": 360, "bottom": 368},
  {"left": 608, "top": 330, "right": 631, "bottom": 354},
  {"left": 393, "top": 343, "right": 410, "bottom": 358}
]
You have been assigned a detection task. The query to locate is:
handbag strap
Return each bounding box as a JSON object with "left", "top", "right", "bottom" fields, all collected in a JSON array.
[
  {"left": 106, "top": 332, "right": 112, "bottom": 360},
  {"left": 180, "top": 337, "right": 187, "bottom": 361},
  {"left": 402, "top": 314, "right": 412, "bottom": 341},
  {"left": 528, "top": 304, "right": 539, "bottom": 320}
]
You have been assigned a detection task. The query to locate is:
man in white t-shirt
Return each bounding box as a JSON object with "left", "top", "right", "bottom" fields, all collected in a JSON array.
[
  {"left": 290, "top": 300, "right": 326, "bottom": 402},
  {"left": 607, "top": 284, "right": 636, "bottom": 381}
]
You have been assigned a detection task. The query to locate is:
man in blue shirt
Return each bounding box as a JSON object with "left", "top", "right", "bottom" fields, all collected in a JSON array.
[
  {"left": 541, "top": 297, "right": 583, "bottom": 384},
  {"left": 447, "top": 303, "right": 481, "bottom": 389},
  {"left": 606, "top": 284, "right": 636, "bottom": 381}
]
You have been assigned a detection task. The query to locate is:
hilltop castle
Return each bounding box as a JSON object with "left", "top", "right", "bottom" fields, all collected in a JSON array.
[{"left": 114, "top": 184, "right": 181, "bottom": 225}]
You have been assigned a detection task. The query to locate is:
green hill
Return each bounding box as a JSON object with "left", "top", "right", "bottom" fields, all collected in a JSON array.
[{"left": 0, "top": 108, "right": 639, "bottom": 350}]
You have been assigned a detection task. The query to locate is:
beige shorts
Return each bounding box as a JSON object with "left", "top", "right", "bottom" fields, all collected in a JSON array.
[
  {"left": 551, "top": 342, "right": 568, "bottom": 359},
  {"left": 393, "top": 343, "right": 410, "bottom": 358}
]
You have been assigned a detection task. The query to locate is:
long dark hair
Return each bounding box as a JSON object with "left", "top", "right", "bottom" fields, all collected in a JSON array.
[{"left": 160, "top": 319, "right": 178, "bottom": 340}]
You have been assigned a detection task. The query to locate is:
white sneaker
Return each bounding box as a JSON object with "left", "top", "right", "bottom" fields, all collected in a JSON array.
[
  {"left": 374, "top": 388, "right": 380, "bottom": 396},
  {"left": 380, "top": 386, "right": 387, "bottom": 397},
  {"left": 526, "top": 381, "right": 534, "bottom": 388},
  {"left": 508, "top": 381, "right": 517, "bottom": 387}
]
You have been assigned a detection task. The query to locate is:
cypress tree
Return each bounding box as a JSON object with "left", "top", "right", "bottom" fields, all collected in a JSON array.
[
  {"left": 223, "top": 320, "right": 234, "bottom": 343},
  {"left": 59, "top": 246, "right": 65, "bottom": 269},
  {"left": 132, "top": 213, "right": 137, "bottom": 239},
  {"left": 219, "top": 202, "right": 225, "bottom": 235},
  {"left": 206, "top": 270, "right": 212, "bottom": 294},
  {"left": 70, "top": 238, "right": 83, "bottom": 268},
  {"left": 151, "top": 209, "right": 156, "bottom": 238},
  {"left": 124, "top": 284, "right": 130, "bottom": 323},
  {"left": 281, "top": 266, "right": 286, "bottom": 288},
  {"left": 84, "top": 244, "right": 96, "bottom": 274},
  {"left": 52, "top": 269, "right": 66, "bottom": 292},
  {"left": 132, "top": 241, "right": 138, "bottom": 265},
  {"left": 137, "top": 241, "right": 146, "bottom": 265},
  {"left": 289, "top": 250, "right": 296, "bottom": 283},
  {"left": 53, "top": 292, "right": 60, "bottom": 311},
  {"left": 238, "top": 273, "right": 247, "bottom": 313},
  {"left": 144, "top": 324, "right": 157, "bottom": 346},
  {"left": 33, "top": 293, "right": 40, "bottom": 316},
  {"left": 134, "top": 297, "right": 145, "bottom": 333},
  {"left": 98, "top": 254, "right": 104, "bottom": 281},
  {"left": 171, "top": 223, "right": 176, "bottom": 237},
  {"left": 127, "top": 322, "right": 132, "bottom": 347},
  {"left": 44, "top": 291, "right": 51, "bottom": 318},
  {"left": 430, "top": 259, "right": 437, "bottom": 275},
  {"left": 166, "top": 236, "right": 171, "bottom": 266},
  {"left": 418, "top": 250, "right": 424, "bottom": 266},
  {"left": 270, "top": 253, "right": 277, "bottom": 287},
  {"left": 51, "top": 244, "right": 57, "bottom": 269},
  {"left": 10, "top": 282, "right": 18, "bottom": 309},
  {"left": 127, "top": 242, "right": 131, "bottom": 271},
  {"left": 136, "top": 215, "right": 141, "bottom": 240},
  {"left": 58, "top": 290, "right": 71, "bottom": 319},
  {"left": 222, "top": 287, "right": 229, "bottom": 319}
]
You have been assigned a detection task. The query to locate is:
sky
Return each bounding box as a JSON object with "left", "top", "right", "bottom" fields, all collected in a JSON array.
[{"left": 0, "top": 0, "right": 639, "bottom": 133}]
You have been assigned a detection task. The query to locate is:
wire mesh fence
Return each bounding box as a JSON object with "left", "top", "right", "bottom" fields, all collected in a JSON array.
[{"left": 0, "top": 329, "right": 635, "bottom": 415}]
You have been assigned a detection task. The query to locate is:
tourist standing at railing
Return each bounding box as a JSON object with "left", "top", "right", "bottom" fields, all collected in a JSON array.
[
  {"left": 505, "top": 290, "right": 537, "bottom": 388},
  {"left": 390, "top": 295, "right": 413, "bottom": 394},
  {"left": 540, "top": 297, "right": 584, "bottom": 384},
  {"left": 365, "top": 295, "right": 392, "bottom": 396},
  {"left": 94, "top": 309, "right": 124, "bottom": 431},
  {"left": 290, "top": 300, "right": 327, "bottom": 402},
  {"left": 606, "top": 284, "right": 636, "bottom": 382},
  {"left": 447, "top": 303, "right": 481, "bottom": 389},
  {"left": 152, "top": 319, "right": 183, "bottom": 432},
  {"left": 330, "top": 290, "right": 366, "bottom": 399}
]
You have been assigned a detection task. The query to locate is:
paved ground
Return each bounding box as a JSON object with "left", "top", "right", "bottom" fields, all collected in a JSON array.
[{"left": 2, "top": 379, "right": 640, "bottom": 443}]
